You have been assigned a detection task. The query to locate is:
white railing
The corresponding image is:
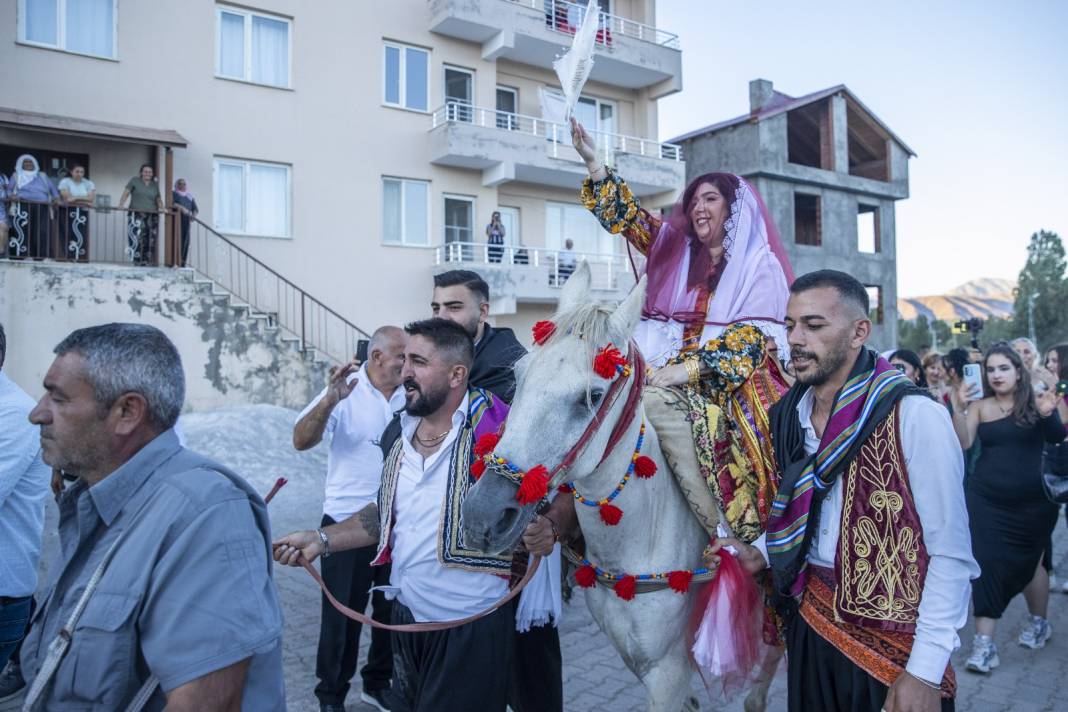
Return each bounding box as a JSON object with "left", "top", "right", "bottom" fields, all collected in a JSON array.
[
  {"left": 506, "top": 0, "right": 680, "bottom": 49},
  {"left": 434, "top": 241, "right": 630, "bottom": 291},
  {"left": 431, "top": 102, "right": 683, "bottom": 162}
]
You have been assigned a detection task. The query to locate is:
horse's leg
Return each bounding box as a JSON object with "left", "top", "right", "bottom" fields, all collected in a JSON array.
[
  {"left": 742, "top": 645, "right": 784, "bottom": 712},
  {"left": 638, "top": 639, "right": 694, "bottom": 712}
]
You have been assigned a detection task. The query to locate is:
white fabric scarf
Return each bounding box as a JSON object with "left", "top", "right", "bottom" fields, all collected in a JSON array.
[
  {"left": 552, "top": 0, "right": 600, "bottom": 121},
  {"left": 516, "top": 543, "right": 563, "bottom": 632},
  {"left": 14, "top": 154, "right": 40, "bottom": 189}
]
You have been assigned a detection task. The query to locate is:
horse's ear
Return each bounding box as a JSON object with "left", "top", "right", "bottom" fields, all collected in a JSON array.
[
  {"left": 556, "top": 260, "right": 592, "bottom": 314},
  {"left": 608, "top": 275, "right": 646, "bottom": 344}
]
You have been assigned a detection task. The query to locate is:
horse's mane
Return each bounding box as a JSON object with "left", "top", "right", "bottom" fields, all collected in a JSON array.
[{"left": 546, "top": 302, "right": 615, "bottom": 353}]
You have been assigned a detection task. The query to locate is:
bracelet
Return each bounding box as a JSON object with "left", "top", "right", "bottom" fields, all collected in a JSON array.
[
  {"left": 906, "top": 671, "right": 942, "bottom": 690},
  {"left": 316, "top": 528, "right": 332, "bottom": 558},
  {"left": 542, "top": 514, "right": 560, "bottom": 543},
  {"left": 684, "top": 357, "right": 701, "bottom": 386}
]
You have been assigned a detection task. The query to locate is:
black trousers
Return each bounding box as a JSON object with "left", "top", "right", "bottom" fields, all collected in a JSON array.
[
  {"left": 390, "top": 600, "right": 512, "bottom": 712},
  {"left": 508, "top": 612, "right": 562, "bottom": 712},
  {"left": 786, "top": 613, "right": 954, "bottom": 712},
  {"left": 315, "top": 514, "right": 393, "bottom": 705}
]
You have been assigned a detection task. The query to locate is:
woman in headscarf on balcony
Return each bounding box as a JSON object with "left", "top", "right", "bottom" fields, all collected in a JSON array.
[
  {"left": 7, "top": 154, "right": 59, "bottom": 259},
  {"left": 569, "top": 117, "right": 795, "bottom": 659}
]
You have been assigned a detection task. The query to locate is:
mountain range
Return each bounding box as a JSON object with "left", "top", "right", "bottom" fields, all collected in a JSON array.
[{"left": 898, "top": 278, "right": 1015, "bottom": 322}]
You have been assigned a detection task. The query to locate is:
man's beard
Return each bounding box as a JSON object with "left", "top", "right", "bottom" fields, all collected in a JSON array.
[
  {"left": 404, "top": 378, "right": 449, "bottom": 417},
  {"left": 462, "top": 315, "right": 479, "bottom": 339},
  {"left": 792, "top": 338, "right": 851, "bottom": 387}
]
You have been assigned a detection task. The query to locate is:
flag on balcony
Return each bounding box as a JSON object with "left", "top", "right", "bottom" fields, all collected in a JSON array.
[{"left": 552, "top": 0, "right": 599, "bottom": 121}]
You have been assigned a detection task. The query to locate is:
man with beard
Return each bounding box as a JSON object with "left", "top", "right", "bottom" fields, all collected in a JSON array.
[
  {"left": 274, "top": 318, "right": 513, "bottom": 712},
  {"left": 717, "top": 271, "right": 977, "bottom": 712}
]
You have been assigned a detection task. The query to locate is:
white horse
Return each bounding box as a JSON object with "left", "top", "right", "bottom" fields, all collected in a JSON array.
[{"left": 462, "top": 263, "right": 711, "bottom": 711}]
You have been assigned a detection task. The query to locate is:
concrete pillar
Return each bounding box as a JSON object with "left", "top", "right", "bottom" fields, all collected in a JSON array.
[
  {"left": 830, "top": 94, "right": 849, "bottom": 173},
  {"left": 749, "top": 79, "right": 774, "bottom": 113}
]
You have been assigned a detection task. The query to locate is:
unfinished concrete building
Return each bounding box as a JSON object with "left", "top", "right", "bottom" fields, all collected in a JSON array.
[{"left": 672, "top": 79, "right": 914, "bottom": 349}]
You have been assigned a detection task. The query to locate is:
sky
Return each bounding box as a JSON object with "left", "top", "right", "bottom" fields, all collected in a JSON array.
[{"left": 655, "top": 0, "right": 1068, "bottom": 297}]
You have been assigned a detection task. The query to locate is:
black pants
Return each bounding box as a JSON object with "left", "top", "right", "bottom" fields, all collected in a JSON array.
[
  {"left": 390, "top": 600, "right": 512, "bottom": 712},
  {"left": 315, "top": 515, "right": 393, "bottom": 705},
  {"left": 508, "top": 614, "right": 562, "bottom": 712},
  {"left": 127, "top": 211, "right": 158, "bottom": 265},
  {"left": 786, "top": 613, "right": 954, "bottom": 712},
  {"left": 8, "top": 201, "right": 53, "bottom": 259}
]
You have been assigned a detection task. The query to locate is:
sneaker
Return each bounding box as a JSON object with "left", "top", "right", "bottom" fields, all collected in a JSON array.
[
  {"left": 360, "top": 689, "right": 392, "bottom": 712},
  {"left": 1018, "top": 615, "right": 1053, "bottom": 649},
  {"left": 0, "top": 661, "right": 26, "bottom": 702},
  {"left": 965, "top": 635, "right": 1000, "bottom": 674}
]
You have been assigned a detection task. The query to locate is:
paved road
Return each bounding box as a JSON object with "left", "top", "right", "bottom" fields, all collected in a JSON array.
[{"left": 33, "top": 405, "right": 1067, "bottom": 711}]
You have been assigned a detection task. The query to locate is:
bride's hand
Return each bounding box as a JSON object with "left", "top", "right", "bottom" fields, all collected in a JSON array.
[
  {"left": 647, "top": 364, "right": 689, "bottom": 388},
  {"left": 570, "top": 117, "right": 599, "bottom": 170}
]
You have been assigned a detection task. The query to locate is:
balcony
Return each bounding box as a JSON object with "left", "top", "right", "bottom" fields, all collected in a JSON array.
[
  {"left": 428, "top": 0, "right": 682, "bottom": 98},
  {"left": 432, "top": 241, "right": 634, "bottom": 312},
  {"left": 429, "top": 103, "right": 685, "bottom": 197}
]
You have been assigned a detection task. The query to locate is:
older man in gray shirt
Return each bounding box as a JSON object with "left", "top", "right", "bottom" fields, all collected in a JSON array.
[{"left": 21, "top": 323, "right": 285, "bottom": 711}]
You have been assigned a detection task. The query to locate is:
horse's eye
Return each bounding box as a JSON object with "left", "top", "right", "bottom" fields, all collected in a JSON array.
[{"left": 589, "top": 389, "right": 605, "bottom": 406}]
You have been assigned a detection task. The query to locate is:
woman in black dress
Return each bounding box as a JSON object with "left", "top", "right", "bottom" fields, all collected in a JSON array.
[{"left": 950, "top": 343, "right": 1065, "bottom": 675}]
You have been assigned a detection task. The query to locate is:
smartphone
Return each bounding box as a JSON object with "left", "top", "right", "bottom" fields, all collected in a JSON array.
[
  {"left": 962, "top": 363, "right": 983, "bottom": 401},
  {"left": 355, "top": 338, "right": 369, "bottom": 364},
  {"left": 1057, "top": 381, "right": 1068, "bottom": 397}
]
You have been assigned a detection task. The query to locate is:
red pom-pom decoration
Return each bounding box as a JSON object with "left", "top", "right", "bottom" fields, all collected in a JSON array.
[
  {"left": 667, "top": 570, "right": 692, "bottom": 594},
  {"left": 575, "top": 565, "right": 597, "bottom": 588},
  {"left": 634, "top": 455, "right": 657, "bottom": 478},
  {"left": 599, "top": 503, "right": 623, "bottom": 526},
  {"left": 614, "top": 575, "right": 637, "bottom": 601},
  {"left": 532, "top": 320, "right": 556, "bottom": 345},
  {"left": 593, "top": 344, "right": 626, "bottom": 379},
  {"left": 557, "top": 483, "right": 574, "bottom": 494},
  {"left": 516, "top": 465, "right": 549, "bottom": 505},
  {"left": 471, "top": 458, "right": 486, "bottom": 480},
  {"left": 473, "top": 433, "right": 500, "bottom": 458}
]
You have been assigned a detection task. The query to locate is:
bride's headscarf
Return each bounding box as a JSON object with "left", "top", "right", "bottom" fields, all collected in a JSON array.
[
  {"left": 14, "top": 154, "right": 41, "bottom": 189},
  {"left": 640, "top": 172, "right": 794, "bottom": 331}
]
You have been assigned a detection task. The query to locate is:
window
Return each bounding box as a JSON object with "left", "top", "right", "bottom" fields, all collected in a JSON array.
[
  {"left": 444, "top": 67, "right": 473, "bottom": 122},
  {"left": 443, "top": 195, "right": 474, "bottom": 245},
  {"left": 574, "top": 96, "right": 616, "bottom": 134},
  {"left": 794, "top": 193, "right": 821, "bottom": 246},
  {"left": 496, "top": 87, "right": 519, "bottom": 130},
  {"left": 857, "top": 204, "right": 880, "bottom": 253},
  {"left": 213, "top": 158, "right": 291, "bottom": 237},
  {"left": 545, "top": 202, "right": 614, "bottom": 255},
  {"left": 847, "top": 102, "right": 890, "bottom": 181},
  {"left": 382, "top": 177, "right": 429, "bottom": 245},
  {"left": 787, "top": 100, "right": 831, "bottom": 170},
  {"left": 383, "top": 42, "right": 429, "bottom": 111},
  {"left": 496, "top": 206, "right": 520, "bottom": 245},
  {"left": 19, "top": 0, "right": 115, "bottom": 58},
  {"left": 216, "top": 6, "right": 291, "bottom": 88},
  {"left": 865, "top": 285, "right": 883, "bottom": 324}
]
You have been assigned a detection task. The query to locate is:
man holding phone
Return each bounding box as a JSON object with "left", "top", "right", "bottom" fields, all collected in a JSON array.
[{"left": 293, "top": 326, "right": 407, "bottom": 712}]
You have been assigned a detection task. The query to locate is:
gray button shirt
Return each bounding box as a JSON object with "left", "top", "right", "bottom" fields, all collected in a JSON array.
[{"left": 20, "top": 429, "right": 285, "bottom": 711}]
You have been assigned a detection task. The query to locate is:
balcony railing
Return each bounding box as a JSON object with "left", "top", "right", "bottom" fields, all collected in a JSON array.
[
  {"left": 0, "top": 198, "right": 369, "bottom": 364},
  {"left": 507, "top": 0, "right": 680, "bottom": 49},
  {"left": 431, "top": 102, "right": 683, "bottom": 162},
  {"left": 435, "top": 240, "right": 630, "bottom": 292}
]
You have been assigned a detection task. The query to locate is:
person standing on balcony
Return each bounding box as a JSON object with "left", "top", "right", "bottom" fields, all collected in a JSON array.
[
  {"left": 6, "top": 154, "right": 59, "bottom": 260},
  {"left": 486, "top": 211, "right": 506, "bottom": 263},
  {"left": 292, "top": 325, "right": 407, "bottom": 712},
  {"left": 557, "top": 238, "right": 576, "bottom": 284},
  {"left": 172, "top": 179, "right": 199, "bottom": 268},
  {"left": 58, "top": 164, "right": 95, "bottom": 262},
  {"left": 118, "top": 164, "right": 164, "bottom": 266}
]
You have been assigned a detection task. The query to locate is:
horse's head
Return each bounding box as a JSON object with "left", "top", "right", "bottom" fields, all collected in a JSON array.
[{"left": 462, "top": 262, "right": 646, "bottom": 555}]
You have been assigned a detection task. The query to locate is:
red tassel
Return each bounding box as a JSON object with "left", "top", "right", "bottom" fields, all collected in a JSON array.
[
  {"left": 557, "top": 483, "right": 574, "bottom": 494},
  {"left": 532, "top": 320, "right": 556, "bottom": 345},
  {"left": 599, "top": 503, "right": 623, "bottom": 525},
  {"left": 473, "top": 433, "right": 500, "bottom": 458},
  {"left": 593, "top": 344, "right": 625, "bottom": 379},
  {"left": 668, "top": 570, "right": 692, "bottom": 594},
  {"left": 471, "top": 458, "right": 486, "bottom": 480},
  {"left": 634, "top": 455, "right": 657, "bottom": 478},
  {"left": 614, "top": 575, "right": 636, "bottom": 601},
  {"left": 575, "top": 565, "right": 597, "bottom": 588},
  {"left": 516, "top": 465, "right": 549, "bottom": 505}
]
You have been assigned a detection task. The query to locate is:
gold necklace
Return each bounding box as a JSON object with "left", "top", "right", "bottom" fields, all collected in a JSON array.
[{"left": 414, "top": 425, "right": 450, "bottom": 446}]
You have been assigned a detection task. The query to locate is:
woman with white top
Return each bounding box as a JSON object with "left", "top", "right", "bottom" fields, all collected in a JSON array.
[{"left": 58, "top": 164, "right": 95, "bottom": 262}]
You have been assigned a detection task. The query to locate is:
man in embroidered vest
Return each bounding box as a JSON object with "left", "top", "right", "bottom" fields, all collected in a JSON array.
[
  {"left": 718, "top": 271, "right": 978, "bottom": 712},
  {"left": 275, "top": 318, "right": 513, "bottom": 712}
]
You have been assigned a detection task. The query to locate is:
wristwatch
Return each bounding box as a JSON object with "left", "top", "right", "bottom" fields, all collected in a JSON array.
[{"left": 316, "top": 528, "right": 332, "bottom": 558}]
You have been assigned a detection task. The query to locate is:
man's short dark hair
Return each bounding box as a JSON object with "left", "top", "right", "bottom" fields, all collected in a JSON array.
[
  {"left": 790, "top": 269, "right": 870, "bottom": 318},
  {"left": 433, "top": 270, "right": 490, "bottom": 304},
  {"left": 54, "top": 323, "right": 184, "bottom": 430},
  {"left": 0, "top": 322, "right": 6, "bottom": 369},
  {"left": 405, "top": 318, "right": 474, "bottom": 370}
]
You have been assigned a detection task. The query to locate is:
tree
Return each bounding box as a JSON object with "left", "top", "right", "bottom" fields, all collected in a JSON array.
[{"left": 1014, "top": 230, "right": 1068, "bottom": 348}]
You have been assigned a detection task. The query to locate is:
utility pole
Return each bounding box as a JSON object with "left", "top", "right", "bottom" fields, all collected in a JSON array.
[{"left": 1028, "top": 292, "right": 1038, "bottom": 345}]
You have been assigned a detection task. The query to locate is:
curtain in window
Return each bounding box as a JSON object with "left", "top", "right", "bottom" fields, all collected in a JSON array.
[
  {"left": 382, "top": 179, "right": 401, "bottom": 244},
  {"left": 251, "top": 15, "right": 289, "bottom": 86},
  {"left": 218, "top": 12, "right": 245, "bottom": 78},
  {"left": 248, "top": 164, "right": 288, "bottom": 236},
  {"left": 215, "top": 163, "right": 245, "bottom": 233},
  {"left": 403, "top": 181, "right": 428, "bottom": 245},
  {"left": 25, "top": 0, "right": 58, "bottom": 45},
  {"left": 404, "top": 48, "right": 428, "bottom": 111},
  {"left": 384, "top": 46, "right": 401, "bottom": 105},
  {"left": 65, "top": 0, "right": 113, "bottom": 56}
]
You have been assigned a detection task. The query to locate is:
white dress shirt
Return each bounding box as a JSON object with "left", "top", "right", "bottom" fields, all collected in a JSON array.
[
  {"left": 796, "top": 390, "right": 979, "bottom": 684},
  {"left": 296, "top": 364, "right": 405, "bottom": 521},
  {"left": 388, "top": 394, "right": 508, "bottom": 622}
]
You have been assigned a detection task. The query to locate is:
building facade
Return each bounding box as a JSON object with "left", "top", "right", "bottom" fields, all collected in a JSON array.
[
  {"left": 1, "top": 0, "right": 684, "bottom": 359},
  {"left": 672, "top": 79, "right": 913, "bottom": 349}
]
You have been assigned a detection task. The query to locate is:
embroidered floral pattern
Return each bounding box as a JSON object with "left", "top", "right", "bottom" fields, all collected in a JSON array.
[{"left": 580, "top": 168, "right": 660, "bottom": 255}]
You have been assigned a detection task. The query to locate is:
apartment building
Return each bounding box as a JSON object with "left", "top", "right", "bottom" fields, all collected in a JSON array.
[{"left": 2, "top": 0, "right": 684, "bottom": 351}]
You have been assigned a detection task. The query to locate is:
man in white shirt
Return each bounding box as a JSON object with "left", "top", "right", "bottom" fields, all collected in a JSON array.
[
  {"left": 293, "top": 326, "right": 406, "bottom": 712},
  {"left": 718, "top": 270, "right": 978, "bottom": 712},
  {"left": 277, "top": 319, "right": 514, "bottom": 712}
]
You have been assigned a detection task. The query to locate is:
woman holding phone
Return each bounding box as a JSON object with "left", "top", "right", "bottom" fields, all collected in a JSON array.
[{"left": 950, "top": 343, "right": 1065, "bottom": 675}]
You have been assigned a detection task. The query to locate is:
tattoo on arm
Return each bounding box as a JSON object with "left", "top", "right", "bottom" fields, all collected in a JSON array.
[{"left": 357, "top": 504, "right": 381, "bottom": 541}]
